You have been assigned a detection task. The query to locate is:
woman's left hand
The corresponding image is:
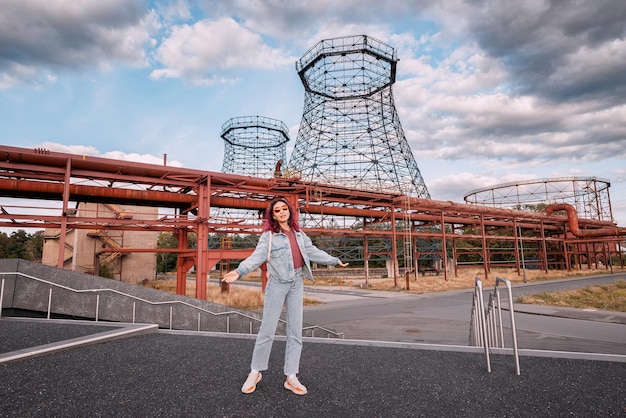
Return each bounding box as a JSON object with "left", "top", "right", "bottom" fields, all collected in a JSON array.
[
  {"left": 222, "top": 270, "right": 240, "bottom": 283},
  {"left": 337, "top": 260, "right": 349, "bottom": 267}
]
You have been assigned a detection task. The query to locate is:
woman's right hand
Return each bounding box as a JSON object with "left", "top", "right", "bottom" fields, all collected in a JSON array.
[{"left": 222, "top": 270, "right": 240, "bottom": 283}]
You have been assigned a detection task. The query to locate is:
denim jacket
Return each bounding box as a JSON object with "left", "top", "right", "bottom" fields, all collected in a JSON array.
[{"left": 236, "top": 230, "right": 339, "bottom": 282}]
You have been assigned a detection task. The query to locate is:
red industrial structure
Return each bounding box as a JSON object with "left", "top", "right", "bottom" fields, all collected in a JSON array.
[{"left": 1, "top": 145, "right": 625, "bottom": 300}]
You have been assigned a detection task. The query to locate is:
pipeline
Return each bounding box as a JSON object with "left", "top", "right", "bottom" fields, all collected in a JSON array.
[{"left": 545, "top": 203, "right": 626, "bottom": 237}]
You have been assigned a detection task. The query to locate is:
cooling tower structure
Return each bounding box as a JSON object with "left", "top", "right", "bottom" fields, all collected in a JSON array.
[
  {"left": 214, "top": 116, "right": 290, "bottom": 226},
  {"left": 287, "top": 34, "right": 430, "bottom": 199},
  {"left": 221, "top": 115, "right": 289, "bottom": 178}
]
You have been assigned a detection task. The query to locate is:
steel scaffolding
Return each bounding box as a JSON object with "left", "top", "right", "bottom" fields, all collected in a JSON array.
[
  {"left": 288, "top": 34, "right": 430, "bottom": 199},
  {"left": 0, "top": 145, "right": 624, "bottom": 298},
  {"left": 221, "top": 115, "right": 289, "bottom": 178},
  {"left": 215, "top": 115, "right": 290, "bottom": 227},
  {"left": 464, "top": 177, "right": 613, "bottom": 222}
]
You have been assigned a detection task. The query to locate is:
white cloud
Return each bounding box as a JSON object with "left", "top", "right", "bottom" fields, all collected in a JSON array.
[
  {"left": 396, "top": 51, "right": 626, "bottom": 164},
  {"left": 156, "top": 0, "right": 193, "bottom": 23},
  {"left": 0, "top": 0, "right": 158, "bottom": 88},
  {"left": 150, "top": 17, "right": 295, "bottom": 85},
  {"left": 2, "top": 1, "right": 625, "bottom": 225},
  {"left": 427, "top": 171, "right": 539, "bottom": 202},
  {"left": 37, "top": 142, "right": 184, "bottom": 167},
  {"left": 546, "top": 38, "right": 626, "bottom": 97}
]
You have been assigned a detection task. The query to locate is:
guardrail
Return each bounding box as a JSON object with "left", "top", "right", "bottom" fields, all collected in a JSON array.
[
  {"left": 470, "top": 276, "right": 520, "bottom": 375},
  {"left": 0, "top": 273, "right": 343, "bottom": 339}
]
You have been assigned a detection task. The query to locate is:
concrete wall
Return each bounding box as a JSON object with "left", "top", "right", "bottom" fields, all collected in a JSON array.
[
  {"left": 0, "top": 260, "right": 343, "bottom": 338},
  {"left": 42, "top": 203, "right": 157, "bottom": 283},
  {"left": 0, "top": 259, "right": 277, "bottom": 335}
]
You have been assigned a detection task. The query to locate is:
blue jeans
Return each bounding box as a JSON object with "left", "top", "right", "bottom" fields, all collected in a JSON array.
[{"left": 251, "top": 268, "right": 304, "bottom": 376}]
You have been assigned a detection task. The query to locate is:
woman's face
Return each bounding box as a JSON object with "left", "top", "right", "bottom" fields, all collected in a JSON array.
[{"left": 272, "top": 200, "right": 291, "bottom": 224}]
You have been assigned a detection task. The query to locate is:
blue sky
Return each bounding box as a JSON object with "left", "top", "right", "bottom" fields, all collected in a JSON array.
[{"left": 1, "top": 0, "right": 625, "bottom": 226}]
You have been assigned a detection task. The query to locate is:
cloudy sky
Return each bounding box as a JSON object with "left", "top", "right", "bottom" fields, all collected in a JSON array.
[{"left": 1, "top": 0, "right": 625, "bottom": 225}]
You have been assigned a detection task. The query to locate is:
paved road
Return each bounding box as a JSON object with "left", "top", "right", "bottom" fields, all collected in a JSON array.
[{"left": 303, "top": 273, "right": 626, "bottom": 355}]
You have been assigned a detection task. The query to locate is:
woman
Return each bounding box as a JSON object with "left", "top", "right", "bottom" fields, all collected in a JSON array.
[{"left": 222, "top": 197, "right": 348, "bottom": 395}]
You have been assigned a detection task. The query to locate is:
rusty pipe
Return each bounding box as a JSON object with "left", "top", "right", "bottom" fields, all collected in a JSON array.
[
  {"left": 0, "top": 178, "right": 196, "bottom": 207},
  {"left": 545, "top": 203, "right": 626, "bottom": 237}
]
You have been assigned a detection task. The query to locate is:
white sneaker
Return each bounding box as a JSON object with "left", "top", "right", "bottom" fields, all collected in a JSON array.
[
  {"left": 284, "top": 375, "right": 307, "bottom": 395},
  {"left": 241, "top": 371, "right": 262, "bottom": 394}
]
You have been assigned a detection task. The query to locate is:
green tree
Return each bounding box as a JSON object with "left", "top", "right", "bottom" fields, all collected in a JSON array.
[
  {"left": 156, "top": 232, "right": 178, "bottom": 273},
  {"left": 0, "top": 229, "right": 44, "bottom": 261},
  {"left": 24, "top": 230, "right": 44, "bottom": 261},
  {"left": 5, "top": 230, "right": 29, "bottom": 258},
  {"left": 0, "top": 232, "right": 9, "bottom": 258}
]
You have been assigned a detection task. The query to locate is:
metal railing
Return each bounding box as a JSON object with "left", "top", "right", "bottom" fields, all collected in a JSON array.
[
  {"left": 470, "top": 276, "right": 520, "bottom": 375},
  {"left": 0, "top": 273, "right": 344, "bottom": 339}
]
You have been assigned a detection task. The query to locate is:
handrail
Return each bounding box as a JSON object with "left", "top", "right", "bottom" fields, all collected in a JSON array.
[
  {"left": 0, "top": 273, "right": 344, "bottom": 339},
  {"left": 469, "top": 276, "right": 520, "bottom": 375}
]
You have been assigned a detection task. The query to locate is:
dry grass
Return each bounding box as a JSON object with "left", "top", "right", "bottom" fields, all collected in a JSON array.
[
  {"left": 143, "top": 279, "right": 322, "bottom": 310},
  {"left": 145, "top": 266, "right": 626, "bottom": 311},
  {"left": 516, "top": 280, "right": 626, "bottom": 312},
  {"left": 307, "top": 266, "right": 625, "bottom": 294}
]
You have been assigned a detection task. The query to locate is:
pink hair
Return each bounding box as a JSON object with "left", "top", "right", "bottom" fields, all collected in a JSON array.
[{"left": 263, "top": 197, "right": 301, "bottom": 233}]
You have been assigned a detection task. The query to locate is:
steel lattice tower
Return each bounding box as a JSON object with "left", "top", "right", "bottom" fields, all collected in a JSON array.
[
  {"left": 213, "top": 116, "right": 290, "bottom": 228},
  {"left": 221, "top": 115, "right": 289, "bottom": 178},
  {"left": 287, "top": 35, "right": 430, "bottom": 198}
]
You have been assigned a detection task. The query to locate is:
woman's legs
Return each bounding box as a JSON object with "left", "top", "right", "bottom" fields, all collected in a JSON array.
[
  {"left": 249, "top": 270, "right": 304, "bottom": 377},
  {"left": 250, "top": 279, "right": 289, "bottom": 371},
  {"left": 283, "top": 270, "right": 304, "bottom": 376}
]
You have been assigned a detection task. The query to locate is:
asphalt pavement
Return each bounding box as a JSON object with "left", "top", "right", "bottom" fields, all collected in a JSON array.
[
  {"left": 303, "top": 273, "right": 626, "bottom": 356},
  {"left": 0, "top": 273, "right": 624, "bottom": 417}
]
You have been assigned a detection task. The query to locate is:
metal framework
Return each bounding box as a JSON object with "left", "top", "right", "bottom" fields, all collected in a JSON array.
[
  {"left": 288, "top": 34, "right": 430, "bottom": 198},
  {"left": 0, "top": 145, "right": 624, "bottom": 301},
  {"left": 214, "top": 115, "right": 289, "bottom": 228},
  {"left": 464, "top": 177, "right": 613, "bottom": 222},
  {"left": 220, "top": 115, "right": 289, "bottom": 178}
]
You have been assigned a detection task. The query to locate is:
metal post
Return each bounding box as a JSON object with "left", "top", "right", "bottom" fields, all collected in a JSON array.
[
  {"left": 0, "top": 279, "right": 4, "bottom": 319},
  {"left": 47, "top": 288, "right": 52, "bottom": 319},
  {"left": 391, "top": 205, "right": 398, "bottom": 288},
  {"left": 518, "top": 226, "right": 527, "bottom": 283},
  {"left": 57, "top": 158, "right": 72, "bottom": 268},
  {"left": 489, "top": 298, "right": 499, "bottom": 347},
  {"left": 503, "top": 279, "right": 521, "bottom": 376},
  {"left": 495, "top": 287, "right": 505, "bottom": 348},
  {"left": 440, "top": 210, "right": 448, "bottom": 281},
  {"left": 471, "top": 301, "right": 480, "bottom": 346},
  {"left": 496, "top": 277, "right": 521, "bottom": 375},
  {"left": 364, "top": 227, "right": 370, "bottom": 287},
  {"left": 480, "top": 216, "right": 489, "bottom": 281},
  {"left": 606, "top": 242, "right": 613, "bottom": 274},
  {"left": 95, "top": 294, "right": 100, "bottom": 322},
  {"left": 475, "top": 278, "right": 491, "bottom": 372}
]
